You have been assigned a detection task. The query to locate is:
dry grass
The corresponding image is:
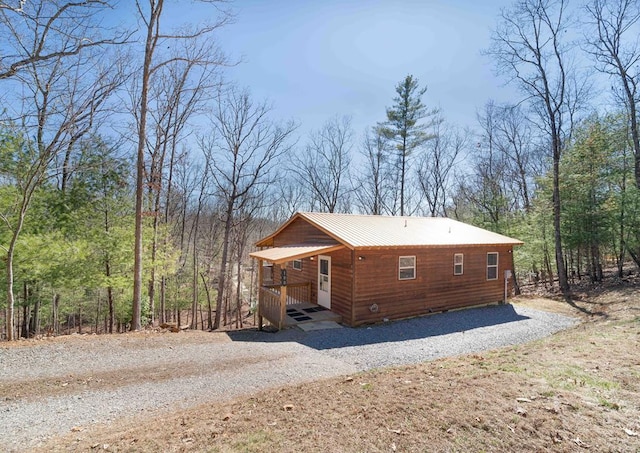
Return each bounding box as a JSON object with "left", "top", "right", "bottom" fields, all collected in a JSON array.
[
  {"left": 0, "top": 328, "right": 231, "bottom": 349},
  {"left": 31, "top": 284, "right": 640, "bottom": 452}
]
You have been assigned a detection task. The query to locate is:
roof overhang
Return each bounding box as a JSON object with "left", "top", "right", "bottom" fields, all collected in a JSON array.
[{"left": 249, "top": 244, "right": 345, "bottom": 264}]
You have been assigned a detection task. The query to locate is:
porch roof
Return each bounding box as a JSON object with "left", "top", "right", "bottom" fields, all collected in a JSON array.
[{"left": 249, "top": 244, "right": 346, "bottom": 264}]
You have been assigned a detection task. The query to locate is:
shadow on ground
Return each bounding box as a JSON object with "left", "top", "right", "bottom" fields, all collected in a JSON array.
[{"left": 227, "top": 304, "right": 530, "bottom": 350}]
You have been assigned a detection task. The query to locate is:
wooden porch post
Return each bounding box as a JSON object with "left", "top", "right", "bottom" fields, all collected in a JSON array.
[
  {"left": 257, "top": 259, "right": 264, "bottom": 331},
  {"left": 279, "top": 284, "right": 287, "bottom": 330}
]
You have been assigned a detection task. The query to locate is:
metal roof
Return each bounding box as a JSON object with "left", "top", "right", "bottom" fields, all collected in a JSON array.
[{"left": 291, "top": 212, "right": 524, "bottom": 248}]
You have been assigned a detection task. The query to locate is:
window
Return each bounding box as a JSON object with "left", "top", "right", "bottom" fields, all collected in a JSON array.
[
  {"left": 399, "top": 256, "right": 416, "bottom": 280},
  {"left": 487, "top": 252, "right": 498, "bottom": 280},
  {"left": 454, "top": 253, "right": 464, "bottom": 275},
  {"left": 292, "top": 259, "right": 302, "bottom": 271}
]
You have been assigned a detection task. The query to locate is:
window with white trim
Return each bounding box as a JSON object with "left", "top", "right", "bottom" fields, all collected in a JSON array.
[
  {"left": 399, "top": 256, "right": 416, "bottom": 280},
  {"left": 454, "top": 253, "right": 464, "bottom": 275},
  {"left": 292, "top": 259, "right": 302, "bottom": 271},
  {"left": 487, "top": 252, "right": 499, "bottom": 280}
]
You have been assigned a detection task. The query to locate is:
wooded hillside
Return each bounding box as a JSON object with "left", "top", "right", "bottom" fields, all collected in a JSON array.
[{"left": 2, "top": 0, "right": 639, "bottom": 340}]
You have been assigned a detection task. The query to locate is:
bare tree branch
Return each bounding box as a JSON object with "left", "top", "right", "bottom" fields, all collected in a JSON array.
[{"left": 0, "top": 1, "right": 132, "bottom": 80}]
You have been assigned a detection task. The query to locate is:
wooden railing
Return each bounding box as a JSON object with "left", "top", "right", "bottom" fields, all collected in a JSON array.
[{"left": 258, "top": 282, "right": 311, "bottom": 330}]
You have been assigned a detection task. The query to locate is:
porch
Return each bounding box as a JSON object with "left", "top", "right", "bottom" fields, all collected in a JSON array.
[{"left": 257, "top": 282, "right": 341, "bottom": 330}]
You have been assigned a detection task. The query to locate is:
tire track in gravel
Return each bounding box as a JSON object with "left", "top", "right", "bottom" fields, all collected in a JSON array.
[{"left": 1, "top": 338, "right": 359, "bottom": 452}]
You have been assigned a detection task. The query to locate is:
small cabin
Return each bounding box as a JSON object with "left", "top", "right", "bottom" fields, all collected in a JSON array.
[{"left": 250, "top": 212, "right": 523, "bottom": 329}]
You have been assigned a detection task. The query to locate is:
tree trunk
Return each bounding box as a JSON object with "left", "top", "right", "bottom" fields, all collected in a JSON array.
[
  {"left": 94, "top": 296, "right": 101, "bottom": 334},
  {"left": 133, "top": 0, "right": 164, "bottom": 331},
  {"left": 21, "top": 283, "right": 29, "bottom": 339},
  {"left": 105, "top": 256, "right": 114, "bottom": 334},
  {"left": 190, "top": 220, "right": 200, "bottom": 330},
  {"left": 618, "top": 160, "right": 627, "bottom": 278},
  {"left": 552, "top": 132, "right": 570, "bottom": 294},
  {"left": 53, "top": 294, "right": 60, "bottom": 335},
  {"left": 543, "top": 245, "right": 553, "bottom": 289},
  {"left": 107, "top": 285, "right": 114, "bottom": 334},
  {"left": 5, "top": 230, "right": 20, "bottom": 341},
  {"left": 160, "top": 275, "right": 166, "bottom": 324},
  {"left": 30, "top": 293, "right": 41, "bottom": 337},
  {"left": 148, "top": 274, "right": 155, "bottom": 326},
  {"left": 78, "top": 304, "right": 83, "bottom": 334},
  {"left": 213, "top": 202, "right": 234, "bottom": 330},
  {"left": 236, "top": 258, "right": 243, "bottom": 329},
  {"left": 201, "top": 272, "right": 213, "bottom": 330}
]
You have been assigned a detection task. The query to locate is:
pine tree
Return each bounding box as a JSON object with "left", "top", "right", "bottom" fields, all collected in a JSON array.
[{"left": 378, "top": 75, "right": 438, "bottom": 216}]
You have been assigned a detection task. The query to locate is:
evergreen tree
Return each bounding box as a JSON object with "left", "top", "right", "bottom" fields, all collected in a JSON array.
[
  {"left": 378, "top": 75, "right": 438, "bottom": 216},
  {"left": 560, "top": 118, "right": 613, "bottom": 282}
]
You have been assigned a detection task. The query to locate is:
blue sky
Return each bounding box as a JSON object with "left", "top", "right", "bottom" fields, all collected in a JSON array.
[{"left": 208, "top": 0, "right": 518, "bottom": 137}]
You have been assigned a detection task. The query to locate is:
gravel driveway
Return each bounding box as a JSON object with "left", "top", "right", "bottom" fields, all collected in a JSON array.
[{"left": 0, "top": 303, "right": 577, "bottom": 451}]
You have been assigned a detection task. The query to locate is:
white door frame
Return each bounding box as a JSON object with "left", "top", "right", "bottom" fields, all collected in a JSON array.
[{"left": 317, "top": 255, "right": 331, "bottom": 309}]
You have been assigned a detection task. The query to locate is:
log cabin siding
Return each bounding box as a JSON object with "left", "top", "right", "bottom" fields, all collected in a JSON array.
[
  {"left": 282, "top": 259, "right": 316, "bottom": 288},
  {"left": 273, "top": 217, "right": 339, "bottom": 247},
  {"left": 272, "top": 249, "right": 352, "bottom": 322},
  {"left": 254, "top": 213, "right": 521, "bottom": 328},
  {"left": 351, "top": 246, "right": 514, "bottom": 325},
  {"left": 324, "top": 247, "right": 353, "bottom": 321}
]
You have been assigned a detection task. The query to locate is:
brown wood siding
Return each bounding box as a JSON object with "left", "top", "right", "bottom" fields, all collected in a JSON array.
[
  {"left": 324, "top": 247, "right": 353, "bottom": 321},
  {"left": 263, "top": 215, "right": 517, "bottom": 327},
  {"left": 272, "top": 249, "right": 353, "bottom": 321},
  {"left": 273, "top": 217, "right": 339, "bottom": 247},
  {"left": 281, "top": 258, "right": 316, "bottom": 291},
  {"left": 266, "top": 217, "right": 350, "bottom": 321},
  {"left": 352, "top": 246, "right": 515, "bottom": 326}
]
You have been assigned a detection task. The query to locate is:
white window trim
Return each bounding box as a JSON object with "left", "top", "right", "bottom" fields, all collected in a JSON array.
[
  {"left": 398, "top": 255, "right": 416, "bottom": 281},
  {"left": 454, "top": 253, "right": 464, "bottom": 276},
  {"left": 292, "top": 259, "right": 302, "bottom": 271},
  {"left": 487, "top": 252, "right": 499, "bottom": 280}
]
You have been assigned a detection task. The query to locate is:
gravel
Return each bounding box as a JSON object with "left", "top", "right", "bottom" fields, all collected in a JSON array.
[{"left": 0, "top": 303, "right": 577, "bottom": 451}]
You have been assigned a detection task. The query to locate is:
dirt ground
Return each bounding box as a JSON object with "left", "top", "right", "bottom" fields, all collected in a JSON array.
[{"left": 19, "top": 282, "right": 640, "bottom": 452}]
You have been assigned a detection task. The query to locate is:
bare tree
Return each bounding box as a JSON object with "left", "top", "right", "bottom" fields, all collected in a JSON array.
[
  {"left": 493, "top": 103, "right": 540, "bottom": 212},
  {"left": 143, "top": 35, "right": 224, "bottom": 325},
  {"left": 416, "top": 116, "right": 467, "bottom": 217},
  {"left": 0, "top": 3, "right": 126, "bottom": 340},
  {"left": 459, "top": 151, "right": 509, "bottom": 229},
  {"left": 131, "top": 0, "right": 231, "bottom": 330},
  {"left": 293, "top": 116, "right": 353, "bottom": 213},
  {"left": 0, "top": 1, "right": 128, "bottom": 80},
  {"left": 584, "top": 0, "right": 640, "bottom": 189},
  {"left": 274, "top": 177, "right": 308, "bottom": 220},
  {"left": 487, "top": 0, "right": 589, "bottom": 294},
  {"left": 202, "top": 87, "right": 296, "bottom": 330},
  {"left": 167, "top": 148, "right": 204, "bottom": 325},
  {"left": 468, "top": 100, "right": 543, "bottom": 221},
  {"left": 353, "top": 128, "right": 394, "bottom": 215},
  {"left": 188, "top": 162, "right": 210, "bottom": 329}
]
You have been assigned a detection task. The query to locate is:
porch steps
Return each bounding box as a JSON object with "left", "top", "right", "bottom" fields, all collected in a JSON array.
[
  {"left": 297, "top": 321, "right": 343, "bottom": 331},
  {"left": 283, "top": 302, "right": 342, "bottom": 328}
]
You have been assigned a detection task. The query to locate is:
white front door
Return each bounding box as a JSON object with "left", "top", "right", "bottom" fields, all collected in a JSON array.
[{"left": 317, "top": 255, "right": 331, "bottom": 309}]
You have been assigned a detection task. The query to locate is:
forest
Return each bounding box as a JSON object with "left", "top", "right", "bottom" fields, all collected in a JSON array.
[{"left": 1, "top": 0, "right": 639, "bottom": 341}]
